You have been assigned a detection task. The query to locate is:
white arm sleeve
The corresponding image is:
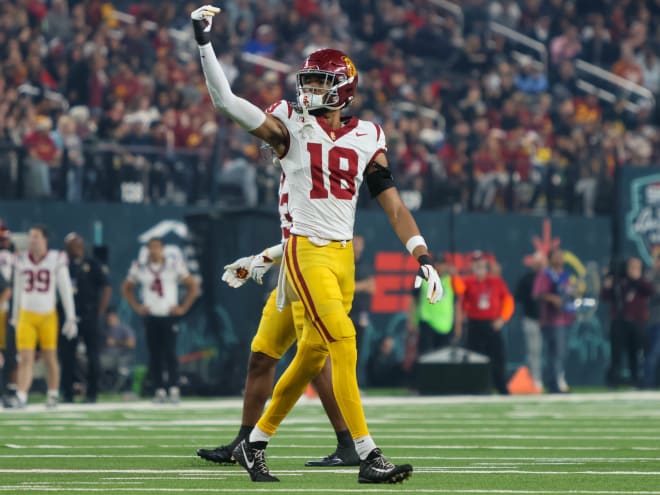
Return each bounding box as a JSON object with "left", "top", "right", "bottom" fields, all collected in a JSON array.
[
  {"left": 199, "top": 44, "right": 267, "bottom": 131},
  {"left": 10, "top": 258, "right": 21, "bottom": 324},
  {"left": 57, "top": 263, "right": 77, "bottom": 322},
  {"left": 261, "top": 243, "right": 284, "bottom": 263}
]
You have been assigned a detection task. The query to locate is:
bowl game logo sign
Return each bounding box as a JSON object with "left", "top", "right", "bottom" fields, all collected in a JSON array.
[{"left": 626, "top": 174, "right": 660, "bottom": 265}]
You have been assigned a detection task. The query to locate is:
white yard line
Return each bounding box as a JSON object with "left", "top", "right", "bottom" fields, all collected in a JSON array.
[
  {"left": 2, "top": 488, "right": 660, "bottom": 494},
  {"left": 2, "top": 392, "right": 660, "bottom": 415},
  {"left": 2, "top": 468, "right": 660, "bottom": 475}
]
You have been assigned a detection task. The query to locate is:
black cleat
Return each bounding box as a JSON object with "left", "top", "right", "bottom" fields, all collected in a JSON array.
[
  {"left": 196, "top": 444, "right": 237, "bottom": 464},
  {"left": 232, "top": 440, "right": 279, "bottom": 482},
  {"left": 305, "top": 444, "right": 360, "bottom": 467},
  {"left": 358, "top": 448, "right": 413, "bottom": 484}
]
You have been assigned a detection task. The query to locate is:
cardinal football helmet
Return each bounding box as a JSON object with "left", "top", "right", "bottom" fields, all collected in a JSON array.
[{"left": 296, "top": 48, "right": 358, "bottom": 111}]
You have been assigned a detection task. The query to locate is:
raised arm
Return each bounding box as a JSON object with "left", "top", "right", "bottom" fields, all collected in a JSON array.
[{"left": 191, "top": 5, "right": 288, "bottom": 155}]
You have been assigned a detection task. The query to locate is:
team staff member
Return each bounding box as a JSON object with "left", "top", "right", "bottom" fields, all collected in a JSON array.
[
  {"left": 59, "top": 233, "right": 112, "bottom": 403},
  {"left": 121, "top": 238, "right": 199, "bottom": 403},
  {"left": 409, "top": 253, "right": 465, "bottom": 355},
  {"left": 10, "top": 225, "right": 77, "bottom": 408},
  {"left": 462, "top": 251, "right": 514, "bottom": 395}
]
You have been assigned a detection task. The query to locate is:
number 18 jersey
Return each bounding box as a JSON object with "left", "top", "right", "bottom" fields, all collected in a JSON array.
[{"left": 266, "top": 100, "right": 387, "bottom": 241}]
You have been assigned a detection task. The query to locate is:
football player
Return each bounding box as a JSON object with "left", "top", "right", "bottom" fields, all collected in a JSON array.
[
  {"left": 10, "top": 225, "right": 78, "bottom": 408},
  {"left": 196, "top": 169, "right": 359, "bottom": 467},
  {"left": 121, "top": 238, "right": 199, "bottom": 404},
  {"left": 192, "top": 5, "right": 443, "bottom": 484},
  {"left": 0, "top": 222, "right": 14, "bottom": 403}
]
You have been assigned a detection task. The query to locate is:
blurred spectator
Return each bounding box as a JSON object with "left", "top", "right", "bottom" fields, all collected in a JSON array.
[
  {"left": 515, "top": 252, "right": 545, "bottom": 392},
  {"left": 349, "top": 235, "right": 374, "bottom": 364},
  {"left": 102, "top": 308, "right": 137, "bottom": 396},
  {"left": 244, "top": 24, "right": 276, "bottom": 57},
  {"left": 0, "top": 0, "right": 659, "bottom": 209},
  {"left": 367, "top": 336, "right": 404, "bottom": 387},
  {"left": 601, "top": 256, "right": 654, "bottom": 388},
  {"left": 533, "top": 248, "right": 577, "bottom": 393},
  {"left": 22, "top": 115, "right": 61, "bottom": 198},
  {"left": 462, "top": 251, "right": 514, "bottom": 395},
  {"left": 645, "top": 252, "right": 660, "bottom": 389},
  {"left": 636, "top": 45, "right": 660, "bottom": 95},
  {"left": 51, "top": 115, "right": 84, "bottom": 202},
  {"left": 612, "top": 44, "right": 643, "bottom": 85},
  {"left": 550, "top": 24, "right": 582, "bottom": 65}
]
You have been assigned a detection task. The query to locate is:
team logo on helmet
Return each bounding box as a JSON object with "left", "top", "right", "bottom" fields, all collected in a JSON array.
[{"left": 342, "top": 56, "right": 357, "bottom": 79}]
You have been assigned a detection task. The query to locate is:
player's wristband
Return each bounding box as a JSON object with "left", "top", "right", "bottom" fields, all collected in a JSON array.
[
  {"left": 417, "top": 254, "right": 432, "bottom": 266},
  {"left": 262, "top": 243, "right": 283, "bottom": 261},
  {"left": 406, "top": 235, "right": 427, "bottom": 255}
]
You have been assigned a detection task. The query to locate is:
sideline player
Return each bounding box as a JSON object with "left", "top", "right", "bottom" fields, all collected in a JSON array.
[
  {"left": 121, "top": 238, "right": 199, "bottom": 403},
  {"left": 192, "top": 6, "right": 443, "bottom": 484},
  {"left": 10, "top": 225, "right": 78, "bottom": 408},
  {"left": 196, "top": 171, "right": 358, "bottom": 467}
]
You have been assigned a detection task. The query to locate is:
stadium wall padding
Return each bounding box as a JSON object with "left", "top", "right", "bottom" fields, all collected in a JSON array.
[{"left": 0, "top": 200, "right": 613, "bottom": 390}]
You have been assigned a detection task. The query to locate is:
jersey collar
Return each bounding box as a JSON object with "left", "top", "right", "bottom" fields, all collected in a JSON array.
[
  {"left": 28, "top": 251, "right": 47, "bottom": 265},
  {"left": 315, "top": 115, "right": 359, "bottom": 142}
]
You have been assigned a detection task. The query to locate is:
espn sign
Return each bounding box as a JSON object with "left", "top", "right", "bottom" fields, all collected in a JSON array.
[{"left": 371, "top": 252, "right": 418, "bottom": 313}]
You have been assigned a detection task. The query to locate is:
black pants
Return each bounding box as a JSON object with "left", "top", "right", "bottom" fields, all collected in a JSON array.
[
  {"left": 418, "top": 321, "right": 452, "bottom": 356},
  {"left": 608, "top": 319, "right": 646, "bottom": 387},
  {"left": 1, "top": 323, "right": 16, "bottom": 396},
  {"left": 144, "top": 316, "right": 179, "bottom": 390},
  {"left": 59, "top": 313, "right": 100, "bottom": 401},
  {"left": 466, "top": 319, "right": 509, "bottom": 394}
]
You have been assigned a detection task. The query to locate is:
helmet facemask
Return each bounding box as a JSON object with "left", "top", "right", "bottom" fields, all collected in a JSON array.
[{"left": 296, "top": 70, "right": 353, "bottom": 113}]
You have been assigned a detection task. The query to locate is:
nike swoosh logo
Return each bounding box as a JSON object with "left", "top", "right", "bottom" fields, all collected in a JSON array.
[
  {"left": 242, "top": 443, "right": 255, "bottom": 469},
  {"left": 369, "top": 466, "right": 393, "bottom": 473},
  {"left": 356, "top": 133, "right": 368, "bottom": 137}
]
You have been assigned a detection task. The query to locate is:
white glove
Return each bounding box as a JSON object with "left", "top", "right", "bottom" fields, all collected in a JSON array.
[
  {"left": 191, "top": 5, "right": 221, "bottom": 45},
  {"left": 221, "top": 256, "right": 253, "bottom": 288},
  {"left": 62, "top": 319, "right": 78, "bottom": 340},
  {"left": 249, "top": 254, "right": 276, "bottom": 285},
  {"left": 414, "top": 257, "right": 444, "bottom": 304}
]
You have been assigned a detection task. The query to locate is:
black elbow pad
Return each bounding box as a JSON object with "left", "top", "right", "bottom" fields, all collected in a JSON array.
[{"left": 366, "top": 164, "right": 396, "bottom": 198}]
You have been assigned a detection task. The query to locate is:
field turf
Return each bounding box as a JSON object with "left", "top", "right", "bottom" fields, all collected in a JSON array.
[{"left": 1, "top": 392, "right": 660, "bottom": 494}]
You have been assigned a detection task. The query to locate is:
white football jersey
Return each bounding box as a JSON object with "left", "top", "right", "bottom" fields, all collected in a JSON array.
[
  {"left": 0, "top": 248, "right": 12, "bottom": 312},
  {"left": 127, "top": 255, "right": 190, "bottom": 317},
  {"left": 13, "top": 250, "right": 68, "bottom": 314},
  {"left": 266, "top": 100, "right": 387, "bottom": 241}
]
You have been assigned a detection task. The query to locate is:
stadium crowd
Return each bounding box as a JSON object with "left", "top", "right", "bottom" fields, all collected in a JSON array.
[{"left": 1, "top": 0, "right": 660, "bottom": 212}]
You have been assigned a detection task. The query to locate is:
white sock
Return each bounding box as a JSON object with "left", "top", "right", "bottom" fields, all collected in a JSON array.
[
  {"left": 354, "top": 435, "right": 377, "bottom": 460},
  {"left": 16, "top": 390, "right": 28, "bottom": 404},
  {"left": 248, "top": 426, "right": 271, "bottom": 444},
  {"left": 47, "top": 389, "right": 59, "bottom": 399}
]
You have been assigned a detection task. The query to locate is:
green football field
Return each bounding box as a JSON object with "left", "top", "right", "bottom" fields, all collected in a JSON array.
[{"left": 2, "top": 392, "right": 660, "bottom": 494}]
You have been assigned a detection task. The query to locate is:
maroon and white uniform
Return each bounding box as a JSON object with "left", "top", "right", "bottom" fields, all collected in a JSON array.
[
  {"left": 266, "top": 100, "right": 386, "bottom": 241},
  {"left": 126, "top": 256, "right": 190, "bottom": 317}
]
